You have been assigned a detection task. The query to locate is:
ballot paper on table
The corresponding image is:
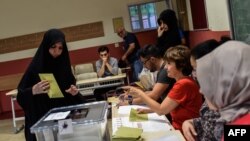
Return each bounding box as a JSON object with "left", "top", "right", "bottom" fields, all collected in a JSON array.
[
  {"left": 118, "top": 105, "right": 148, "bottom": 115},
  {"left": 112, "top": 126, "right": 143, "bottom": 141},
  {"left": 39, "top": 73, "right": 64, "bottom": 98},
  {"left": 114, "top": 105, "right": 172, "bottom": 134},
  {"left": 112, "top": 115, "right": 171, "bottom": 134},
  {"left": 129, "top": 108, "right": 148, "bottom": 122}
]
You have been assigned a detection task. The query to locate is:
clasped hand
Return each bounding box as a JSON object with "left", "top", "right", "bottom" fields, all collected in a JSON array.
[{"left": 102, "top": 57, "right": 108, "bottom": 64}]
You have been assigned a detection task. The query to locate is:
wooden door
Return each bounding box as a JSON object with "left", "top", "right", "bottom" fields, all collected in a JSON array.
[{"left": 176, "top": 0, "right": 189, "bottom": 31}]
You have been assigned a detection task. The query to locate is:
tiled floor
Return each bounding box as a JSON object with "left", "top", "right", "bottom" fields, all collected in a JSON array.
[{"left": 0, "top": 119, "right": 25, "bottom": 141}]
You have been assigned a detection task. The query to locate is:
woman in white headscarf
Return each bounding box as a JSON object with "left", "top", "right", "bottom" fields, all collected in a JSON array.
[{"left": 196, "top": 41, "right": 250, "bottom": 140}]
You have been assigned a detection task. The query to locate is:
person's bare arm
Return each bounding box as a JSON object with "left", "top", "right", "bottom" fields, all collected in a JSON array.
[
  {"left": 140, "top": 94, "right": 179, "bottom": 115},
  {"left": 97, "top": 58, "right": 108, "bottom": 77},
  {"left": 105, "top": 62, "right": 116, "bottom": 75},
  {"left": 97, "top": 62, "right": 106, "bottom": 77},
  {"left": 132, "top": 83, "right": 169, "bottom": 104},
  {"left": 125, "top": 86, "right": 179, "bottom": 116}
]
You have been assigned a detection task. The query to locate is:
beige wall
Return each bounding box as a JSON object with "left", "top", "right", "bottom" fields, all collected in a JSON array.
[
  {"left": 0, "top": 0, "right": 166, "bottom": 62},
  {"left": 185, "top": 0, "right": 230, "bottom": 31},
  {"left": 205, "top": 0, "right": 230, "bottom": 31},
  {"left": 0, "top": 0, "right": 231, "bottom": 62},
  {"left": 185, "top": 0, "right": 194, "bottom": 30},
  {"left": 155, "top": 1, "right": 168, "bottom": 17}
]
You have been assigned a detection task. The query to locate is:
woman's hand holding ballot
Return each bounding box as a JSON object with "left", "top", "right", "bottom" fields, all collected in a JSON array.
[{"left": 32, "top": 80, "right": 50, "bottom": 95}]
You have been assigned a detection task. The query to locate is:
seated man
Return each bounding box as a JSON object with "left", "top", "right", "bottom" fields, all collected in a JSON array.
[
  {"left": 118, "top": 44, "right": 175, "bottom": 109},
  {"left": 94, "top": 46, "right": 119, "bottom": 100},
  {"left": 118, "top": 45, "right": 175, "bottom": 122},
  {"left": 137, "top": 67, "right": 156, "bottom": 91},
  {"left": 96, "top": 46, "right": 118, "bottom": 77}
]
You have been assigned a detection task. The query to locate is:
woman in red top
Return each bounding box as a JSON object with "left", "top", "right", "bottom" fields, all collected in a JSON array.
[
  {"left": 124, "top": 46, "right": 202, "bottom": 131},
  {"left": 196, "top": 41, "right": 250, "bottom": 140}
]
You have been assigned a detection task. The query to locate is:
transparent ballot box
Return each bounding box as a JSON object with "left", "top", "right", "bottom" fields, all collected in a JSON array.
[{"left": 30, "top": 101, "right": 109, "bottom": 141}]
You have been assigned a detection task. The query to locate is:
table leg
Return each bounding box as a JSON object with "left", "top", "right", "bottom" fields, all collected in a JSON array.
[{"left": 11, "top": 97, "right": 24, "bottom": 134}]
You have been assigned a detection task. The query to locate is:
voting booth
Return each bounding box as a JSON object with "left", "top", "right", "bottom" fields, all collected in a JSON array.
[{"left": 30, "top": 101, "right": 109, "bottom": 141}]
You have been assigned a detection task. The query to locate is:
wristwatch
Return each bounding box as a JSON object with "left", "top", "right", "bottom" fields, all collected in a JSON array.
[{"left": 128, "top": 95, "right": 133, "bottom": 105}]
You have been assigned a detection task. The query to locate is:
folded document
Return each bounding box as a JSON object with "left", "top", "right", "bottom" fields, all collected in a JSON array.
[
  {"left": 112, "top": 126, "right": 143, "bottom": 141},
  {"left": 39, "top": 73, "right": 64, "bottom": 98},
  {"left": 129, "top": 108, "right": 148, "bottom": 122}
]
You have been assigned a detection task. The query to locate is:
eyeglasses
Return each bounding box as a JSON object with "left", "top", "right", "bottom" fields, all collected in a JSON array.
[
  {"left": 100, "top": 53, "right": 108, "bottom": 57},
  {"left": 142, "top": 58, "right": 150, "bottom": 65}
]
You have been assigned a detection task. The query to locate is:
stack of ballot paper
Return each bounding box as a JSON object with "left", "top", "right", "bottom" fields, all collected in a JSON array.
[{"left": 112, "top": 126, "right": 143, "bottom": 141}]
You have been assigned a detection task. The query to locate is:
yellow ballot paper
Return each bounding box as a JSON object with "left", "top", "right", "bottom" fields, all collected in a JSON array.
[
  {"left": 129, "top": 108, "right": 148, "bottom": 122},
  {"left": 39, "top": 73, "right": 64, "bottom": 98},
  {"left": 112, "top": 126, "right": 143, "bottom": 141},
  {"left": 134, "top": 82, "right": 145, "bottom": 90}
]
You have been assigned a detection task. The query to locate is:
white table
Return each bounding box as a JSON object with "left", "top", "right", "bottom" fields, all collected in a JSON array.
[
  {"left": 76, "top": 74, "right": 126, "bottom": 96},
  {"left": 5, "top": 89, "right": 25, "bottom": 133},
  {"left": 109, "top": 98, "right": 186, "bottom": 141}
]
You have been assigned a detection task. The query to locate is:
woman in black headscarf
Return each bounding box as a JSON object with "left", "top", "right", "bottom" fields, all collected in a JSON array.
[
  {"left": 17, "top": 29, "right": 85, "bottom": 141},
  {"left": 156, "top": 9, "right": 182, "bottom": 56}
]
